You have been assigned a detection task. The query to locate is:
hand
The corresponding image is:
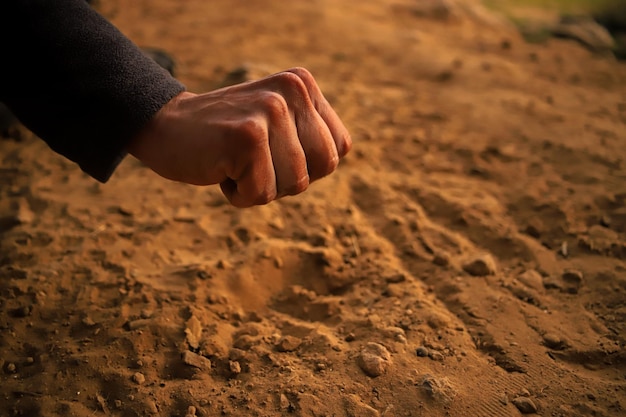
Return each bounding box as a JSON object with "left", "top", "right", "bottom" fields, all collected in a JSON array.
[{"left": 128, "top": 67, "right": 352, "bottom": 207}]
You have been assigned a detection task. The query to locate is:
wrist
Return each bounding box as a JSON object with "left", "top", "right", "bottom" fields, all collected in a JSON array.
[{"left": 127, "top": 91, "right": 196, "bottom": 160}]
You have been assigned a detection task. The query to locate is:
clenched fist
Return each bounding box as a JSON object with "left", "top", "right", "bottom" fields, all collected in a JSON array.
[{"left": 128, "top": 67, "right": 352, "bottom": 207}]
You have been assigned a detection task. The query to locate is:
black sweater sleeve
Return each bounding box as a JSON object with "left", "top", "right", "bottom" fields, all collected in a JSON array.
[{"left": 0, "top": 0, "right": 186, "bottom": 182}]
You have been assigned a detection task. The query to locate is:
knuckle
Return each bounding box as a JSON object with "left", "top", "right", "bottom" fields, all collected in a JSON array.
[
  {"left": 237, "top": 118, "right": 267, "bottom": 147},
  {"left": 287, "top": 67, "right": 314, "bottom": 83},
  {"left": 275, "top": 71, "right": 308, "bottom": 96},
  {"left": 259, "top": 91, "right": 289, "bottom": 117},
  {"left": 340, "top": 132, "right": 353, "bottom": 156}
]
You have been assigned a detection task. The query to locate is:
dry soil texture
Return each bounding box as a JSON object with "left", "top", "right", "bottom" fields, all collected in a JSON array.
[{"left": 1, "top": 1, "right": 626, "bottom": 416}]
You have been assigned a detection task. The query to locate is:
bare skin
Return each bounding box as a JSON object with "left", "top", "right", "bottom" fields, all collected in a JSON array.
[{"left": 128, "top": 67, "right": 352, "bottom": 208}]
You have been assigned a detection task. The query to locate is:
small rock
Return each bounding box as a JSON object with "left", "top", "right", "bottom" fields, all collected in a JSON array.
[
  {"left": 185, "top": 405, "right": 197, "bottom": 417},
  {"left": 114, "top": 400, "right": 122, "bottom": 408},
  {"left": 518, "top": 270, "right": 544, "bottom": 292},
  {"left": 140, "top": 309, "right": 153, "bottom": 319},
  {"left": 182, "top": 351, "right": 212, "bottom": 370},
  {"left": 132, "top": 372, "right": 145, "bottom": 385},
  {"left": 185, "top": 316, "right": 203, "bottom": 350},
  {"left": 96, "top": 394, "right": 110, "bottom": 414},
  {"left": 512, "top": 396, "right": 538, "bottom": 414},
  {"left": 279, "top": 393, "right": 291, "bottom": 410},
  {"left": 562, "top": 269, "right": 583, "bottom": 293},
  {"left": 344, "top": 394, "right": 380, "bottom": 417},
  {"left": 420, "top": 374, "right": 456, "bottom": 403},
  {"left": 357, "top": 342, "right": 392, "bottom": 377},
  {"left": 233, "top": 335, "right": 260, "bottom": 350},
  {"left": 229, "top": 360, "right": 242, "bottom": 375},
  {"left": 543, "top": 333, "right": 567, "bottom": 350},
  {"left": 462, "top": 254, "right": 497, "bottom": 276},
  {"left": 542, "top": 276, "right": 563, "bottom": 290},
  {"left": 9, "top": 305, "right": 31, "bottom": 318},
  {"left": 173, "top": 207, "right": 196, "bottom": 223},
  {"left": 429, "top": 351, "right": 444, "bottom": 361},
  {"left": 559, "top": 241, "right": 569, "bottom": 258},
  {"left": 433, "top": 253, "right": 449, "bottom": 266},
  {"left": 126, "top": 319, "right": 151, "bottom": 331},
  {"left": 146, "top": 400, "right": 159, "bottom": 414},
  {"left": 15, "top": 199, "right": 34, "bottom": 224},
  {"left": 5, "top": 362, "right": 16, "bottom": 373},
  {"left": 600, "top": 215, "right": 612, "bottom": 228},
  {"left": 275, "top": 335, "right": 302, "bottom": 352},
  {"left": 416, "top": 346, "right": 430, "bottom": 357},
  {"left": 551, "top": 15, "right": 615, "bottom": 54},
  {"left": 385, "top": 273, "right": 406, "bottom": 283},
  {"left": 81, "top": 316, "right": 97, "bottom": 327},
  {"left": 216, "top": 259, "right": 231, "bottom": 270}
]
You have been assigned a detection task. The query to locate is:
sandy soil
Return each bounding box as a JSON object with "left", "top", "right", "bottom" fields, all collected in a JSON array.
[{"left": 2, "top": 0, "right": 626, "bottom": 416}]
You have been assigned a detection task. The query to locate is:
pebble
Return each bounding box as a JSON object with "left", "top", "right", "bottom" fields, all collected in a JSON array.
[
  {"left": 551, "top": 15, "right": 615, "bottom": 54},
  {"left": 429, "top": 351, "right": 444, "bottom": 361},
  {"left": 9, "top": 305, "right": 31, "bottom": 318},
  {"left": 357, "top": 342, "right": 392, "bottom": 377},
  {"left": 279, "top": 393, "right": 291, "bottom": 410},
  {"left": 127, "top": 319, "right": 151, "bottom": 331},
  {"left": 518, "top": 270, "right": 544, "bottom": 292},
  {"left": 81, "top": 316, "right": 97, "bottom": 327},
  {"left": 185, "top": 405, "right": 197, "bottom": 417},
  {"left": 132, "top": 372, "right": 146, "bottom": 385},
  {"left": 140, "top": 309, "right": 154, "bottom": 319},
  {"left": 344, "top": 394, "right": 380, "bottom": 417},
  {"left": 229, "top": 360, "right": 242, "bottom": 375},
  {"left": 543, "top": 333, "right": 566, "bottom": 350},
  {"left": 5, "top": 362, "right": 16, "bottom": 373},
  {"left": 275, "top": 335, "right": 302, "bottom": 352},
  {"left": 181, "top": 351, "right": 212, "bottom": 370},
  {"left": 562, "top": 269, "right": 583, "bottom": 294},
  {"left": 416, "top": 346, "right": 430, "bottom": 357},
  {"left": 420, "top": 374, "right": 456, "bottom": 403},
  {"left": 385, "top": 273, "right": 406, "bottom": 283},
  {"left": 462, "top": 254, "right": 497, "bottom": 276},
  {"left": 432, "top": 253, "right": 449, "bottom": 266},
  {"left": 600, "top": 215, "right": 611, "bottom": 228},
  {"left": 146, "top": 400, "right": 159, "bottom": 414},
  {"left": 512, "top": 396, "right": 538, "bottom": 414}
]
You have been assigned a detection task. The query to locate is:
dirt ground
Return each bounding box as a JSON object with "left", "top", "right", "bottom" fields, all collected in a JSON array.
[{"left": 2, "top": 0, "right": 626, "bottom": 416}]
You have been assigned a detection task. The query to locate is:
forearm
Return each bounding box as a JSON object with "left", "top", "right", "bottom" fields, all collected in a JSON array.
[{"left": 0, "top": 0, "right": 185, "bottom": 182}]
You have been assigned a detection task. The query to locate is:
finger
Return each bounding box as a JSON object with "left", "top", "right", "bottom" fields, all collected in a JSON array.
[
  {"left": 261, "top": 72, "right": 339, "bottom": 182},
  {"left": 263, "top": 93, "right": 309, "bottom": 196},
  {"left": 285, "top": 67, "right": 352, "bottom": 158},
  {"left": 220, "top": 153, "right": 277, "bottom": 208},
  {"left": 220, "top": 120, "right": 278, "bottom": 208}
]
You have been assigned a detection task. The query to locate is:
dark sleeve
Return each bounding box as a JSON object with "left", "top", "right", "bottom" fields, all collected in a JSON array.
[{"left": 0, "top": 0, "right": 186, "bottom": 182}]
